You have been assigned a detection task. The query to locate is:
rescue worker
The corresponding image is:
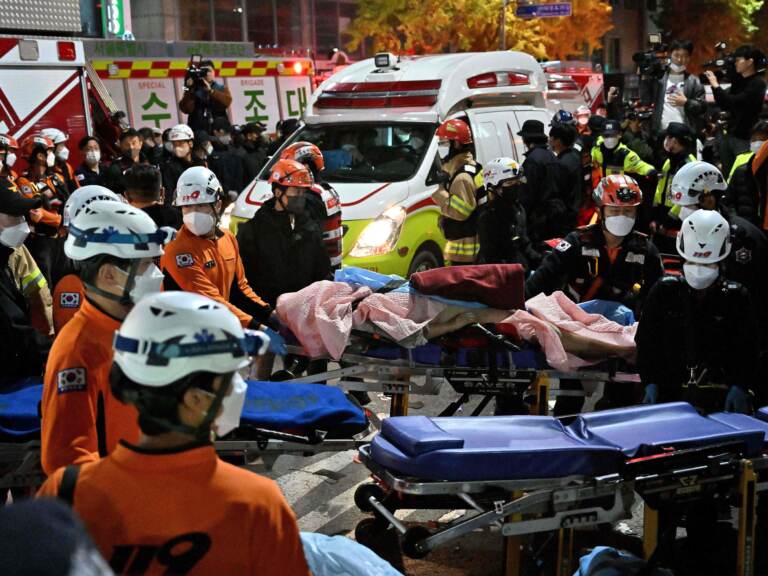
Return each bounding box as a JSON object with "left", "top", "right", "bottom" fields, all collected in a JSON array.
[
  {"left": 636, "top": 209, "right": 758, "bottom": 413},
  {"left": 160, "top": 166, "right": 279, "bottom": 338},
  {"left": 575, "top": 106, "right": 591, "bottom": 136},
  {"left": 279, "top": 141, "right": 343, "bottom": 270},
  {"left": 549, "top": 121, "right": 583, "bottom": 233},
  {"left": 103, "top": 128, "right": 147, "bottom": 197},
  {"left": 160, "top": 124, "right": 196, "bottom": 206},
  {"left": 40, "top": 128, "right": 79, "bottom": 194},
  {"left": 590, "top": 119, "right": 657, "bottom": 190},
  {"left": 476, "top": 157, "right": 533, "bottom": 268},
  {"left": 0, "top": 134, "right": 19, "bottom": 183},
  {"left": 526, "top": 175, "right": 664, "bottom": 414},
  {"left": 38, "top": 291, "right": 310, "bottom": 576},
  {"left": 8, "top": 241, "right": 53, "bottom": 337},
  {"left": 74, "top": 136, "right": 104, "bottom": 188},
  {"left": 723, "top": 121, "right": 768, "bottom": 224},
  {"left": 40, "top": 200, "right": 171, "bottom": 475},
  {"left": 432, "top": 118, "right": 482, "bottom": 265},
  {"left": 52, "top": 185, "right": 122, "bottom": 334},
  {"left": 651, "top": 122, "right": 697, "bottom": 253}
]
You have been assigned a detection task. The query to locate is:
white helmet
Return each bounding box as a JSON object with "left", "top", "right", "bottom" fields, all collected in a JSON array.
[
  {"left": 174, "top": 166, "right": 223, "bottom": 207},
  {"left": 63, "top": 185, "right": 122, "bottom": 228},
  {"left": 113, "top": 291, "right": 268, "bottom": 387},
  {"left": 39, "top": 128, "right": 68, "bottom": 145},
  {"left": 670, "top": 161, "right": 727, "bottom": 207},
  {"left": 483, "top": 157, "right": 525, "bottom": 187},
  {"left": 168, "top": 124, "right": 194, "bottom": 142},
  {"left": 65, "top": 200, "right": 173, "bottom": 261},
  {"left": 676, "top": 209, "right": 731, "bottom": 264}
]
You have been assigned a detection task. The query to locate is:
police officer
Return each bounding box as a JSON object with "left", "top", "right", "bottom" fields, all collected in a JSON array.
[
  {"left": 476, "top": 158, "right": 533, "bottom": 268},
  {"left": 549, "top": 121, "right": 583, "bottom": 234},
  {"left": 39, "top": 291, "right": 311, "bottom": 576},
  {"left": 526, "top": 174, "right": 663, "bottom": 414},
  {"left": 591, "top": 119, "right": 657, "bottom": 190},
  {"left": 636, "top": 209, "right": 758, "bottom": 413},
  {"left": 723, "top": 120, "right": 768, "bottom": 224},
  {"left": 432, "top": 118, "right": 483, "bottom": 265}
]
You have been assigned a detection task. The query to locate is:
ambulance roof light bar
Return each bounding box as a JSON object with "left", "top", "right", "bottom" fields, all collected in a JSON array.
[{"left": 467, "top": 71, "right": 530, "bottom": 89}]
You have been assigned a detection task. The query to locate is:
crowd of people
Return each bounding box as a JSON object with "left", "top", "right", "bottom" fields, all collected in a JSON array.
[{"left": 0, "top": 38, "right": 767, "bottom": 573}]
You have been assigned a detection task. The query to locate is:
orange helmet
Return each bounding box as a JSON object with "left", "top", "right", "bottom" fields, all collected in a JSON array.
[
  {"left": 20, "top": 134, "right": 54, "bottom": 159},
  {"left": 436, "top": 119, "right": 473, "bottom": 145},
  {"left": 280, "top": 141, "right": 324, "bottom": 173},
  {"left": 268, "top": 159, "right": 314, "bottom": 188},
  {"left": 593, "top": 174, "right": 642, "bottom": 207},
  {"left": 0, "top": 134, "right": 18, "bottom": 150}
]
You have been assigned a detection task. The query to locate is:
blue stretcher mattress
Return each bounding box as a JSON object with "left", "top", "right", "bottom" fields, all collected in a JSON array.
[
  {"left": 0, "top": 379, "right": 367, "bottom": 441},
  {"left": 369, "top": 403, "right": 768, "bottom": 482}
]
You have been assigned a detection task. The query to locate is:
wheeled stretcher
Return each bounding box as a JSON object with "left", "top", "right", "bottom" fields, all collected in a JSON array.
[
  {"left": 0, "top": 378, "right": 372, "bottom": 490},
  {"left": 354, "top": 403, "right": 768, "bottom": 576}
]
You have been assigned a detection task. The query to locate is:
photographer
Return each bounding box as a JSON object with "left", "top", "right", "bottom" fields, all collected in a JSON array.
[
  {"left": 706, "top": 45, "right": 768, "bottom": 175},
  {"left": 179, "top": 60, "right": 232, "bottom": 134},
  {"left": 650, "top": 40, "right": 706, "bottom": 136}
]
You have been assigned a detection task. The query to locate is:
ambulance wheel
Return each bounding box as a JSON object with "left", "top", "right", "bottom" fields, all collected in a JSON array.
[
  {"left": 354, "top": 483, "right": 385, "bottom": 513},
  {"left": 354, "top": 517, "right": 383, "bottom": 545},
  {"left": 402, "top": 526, "right": 432, "bottom": 559},
  {"left": 408, "top": 245, "right": 442, "bottom": 276}
]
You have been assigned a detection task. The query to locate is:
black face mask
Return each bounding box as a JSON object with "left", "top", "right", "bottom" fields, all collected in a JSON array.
[{"left": 285, "top": 195, "right": 306, "bottom": 214}]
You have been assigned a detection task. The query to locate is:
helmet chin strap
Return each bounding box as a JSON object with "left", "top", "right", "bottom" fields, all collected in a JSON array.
[{"left": 83, "top": 259, "right": 140, "bottom": 307}]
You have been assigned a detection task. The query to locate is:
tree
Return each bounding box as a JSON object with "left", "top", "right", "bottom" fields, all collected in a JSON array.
[
  {"left": 656, "top": 0, "right": 763, "bottom": 72},
  {"left": 344, "top": 0, "right": 612, "bottom": 60}
]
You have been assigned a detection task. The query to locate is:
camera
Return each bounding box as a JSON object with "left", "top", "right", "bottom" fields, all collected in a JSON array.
[
  {"left": 632, "top": 33, "right": 669, "bottom": 80},
  {"left": 700, "top": 42, "right": 736, "bottom": 84},
  {"left": 186, "top": 54, "right": 210, "bottom": 87}
]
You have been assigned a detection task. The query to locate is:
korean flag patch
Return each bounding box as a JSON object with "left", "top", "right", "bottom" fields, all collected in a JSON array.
[
  {"left": 60, "top": 292, "right": 81, "bottom": 309},
  {"left": 176, "top": 253, "right": 194, "bottom": 268},
  {"left": 555, "top": 240, "right": 572, "bottom": 253},
  {"left": 57, "top": 368, "right": 87, "bottom": 394}
]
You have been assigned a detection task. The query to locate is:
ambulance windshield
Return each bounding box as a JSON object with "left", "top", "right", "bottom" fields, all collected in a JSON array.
[{"left": 264, "top": 123, "right": 435, "bottom": 183}]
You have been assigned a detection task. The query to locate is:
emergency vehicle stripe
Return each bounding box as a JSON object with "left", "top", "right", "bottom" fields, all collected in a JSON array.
[
  {"left": 91, "top": 59, "right": 313, "bottom": 79},
  {"left": 448, "top": 195, "right": 474, "bottom": 218}
]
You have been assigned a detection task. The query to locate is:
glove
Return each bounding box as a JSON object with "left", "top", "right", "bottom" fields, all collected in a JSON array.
[
  {"left": 725, "top": 385, "right": 752, "bottom": 414},
  {"left": 642, "top": 383, "right": 658, "bottom": 405},
  {"left": 262, "top": 326, "right": 287, "bottom": 356}
]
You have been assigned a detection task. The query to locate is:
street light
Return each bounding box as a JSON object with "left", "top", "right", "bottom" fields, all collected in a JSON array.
[{"left": 499, "top": 0, "right": 510, "bottom": 51}]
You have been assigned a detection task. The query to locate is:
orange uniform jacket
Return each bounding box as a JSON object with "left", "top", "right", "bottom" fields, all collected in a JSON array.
[
  {"left": 15, "top": 175, "right": 63, "bottom": 231},
  {"left": 40, "top": 298, "right": 139, "bottom": 475},
  {"left": 161, "top": 226, "right": 271, "bottom": 327},
  {"left": 52, "top": 273, "right": 85, "bottom": 334},
  {"left": 39, "top": 442, "right": 311, "bottom": 576}
]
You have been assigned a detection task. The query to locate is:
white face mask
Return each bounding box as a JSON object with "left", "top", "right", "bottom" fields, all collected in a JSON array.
[
  {"left": 204, "top": 143, "right": 214, "bottom": 156},
  {"left": 0, "top": 216, "right": 30, "bottom": 248},
  {"left": 438, "top": 143, "right": 451, "bottom": 161},
  {"left": 679, "top": 205, "right": 698, "bottom": 221},
  {"left": 164, "top": 141, "right": 174, "bottom": 153},
  {"left": 750, "top": 140, "right": 765, "bottom": 154},
  {"left": 603, "top": 137, "right": 619, "bottom": 150},
  {"left": 173, "top": 144, "right": 190, "bottom": 159},
  {"left": 683, "top": 262, "right": 719, "bottom": 290},
  {"left": 577, "top": 116, "right": 589, "bottom": 126},
  {"left": 218, "top": 135, "right": 231, "bottom": 146},
  {"left": 669, "top": 62, "right": 686, "bottom": 74},
  {"left": 184, "top": 211, "right": 216, "bottom": 236},
  {"left": 604, "top": 214, "right": 635, "bottom": 237},
  {"left": 116, "top": 263, "right": 164, "bottom": 304},
  {"left": 213, "top": 373, "right": 248, "bottom": 437},
  {"left": 56, "top": 146, "right": 70, "bottom": 162},
  {"left": 46, "top": 151, "right": 55, "bottom": 168},
  {"left": 85, "top": 150, "right": 101, "bottom": 165},
  {"left": 663, "top": 137, "right": 675, "bottom": 153},
  {"left": 4, "top": 152, "right": 16, "bottom": 168}
]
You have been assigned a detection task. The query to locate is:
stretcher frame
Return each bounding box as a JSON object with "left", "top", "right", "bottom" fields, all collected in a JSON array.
[{"left": 355, "top": 441, "right": 768, "bottom": 576}]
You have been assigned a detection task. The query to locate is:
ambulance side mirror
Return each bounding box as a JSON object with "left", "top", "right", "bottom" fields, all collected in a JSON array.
[{"left": 427, "top": 168, "right": 449, "bottom": 187}]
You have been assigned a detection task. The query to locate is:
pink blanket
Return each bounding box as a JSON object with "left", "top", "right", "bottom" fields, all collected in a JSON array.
[
  {"left": 276, "top": 281, "right": 445, "bottom": 359},
  {"left": 502, "top": 291, "right": 637, "bottom": 371}
]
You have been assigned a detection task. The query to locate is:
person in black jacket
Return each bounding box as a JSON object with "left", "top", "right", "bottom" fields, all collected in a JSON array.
[
  {"left": 236, "top": 122, "right": 269, "bottom": 182},
  {"left": 723, "top": 120, "right": 768, "bottom": 224},
  {"left": 123, "top": 164, "right": 182, "bottom": 230},
  {"left": 549, "top": 122, "right": 582, "bottom": 234},
  {"left": 209, "top": 117, "right": 247, "bottom": 198},
  {"left": 102, "top": 129, "right": 147, "bottom": 196},
  {"left": 160, "top": 124, "right": 196, "bottom": 206},
  {"left": 705, "top": 45, "right": 768, "bottom": 175}
]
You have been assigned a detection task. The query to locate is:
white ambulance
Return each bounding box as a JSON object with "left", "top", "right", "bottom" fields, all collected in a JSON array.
[{"left": 231, "top": 50, "right": 551, "bottom": 277}]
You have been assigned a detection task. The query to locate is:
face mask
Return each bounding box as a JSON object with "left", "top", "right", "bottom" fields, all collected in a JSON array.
[
  {"left": 124, "top": 263, "right": 164, "bottom": 303},
  {"left": 0, "top": 216, "right": 30, "bottom": 248},
  {"left": 604, "top": 215, "right": 635, "bottom": 237},
  {"left": 204, "top": 143, "right": 214, "bottom": 156},
  {"left": 679, "top": 205, "right": 698, "bottom": 221},
  {"left": 577, "top": 116, "right": 589, "bottom": 126},
  {"left": 174, "top": 144, "right": 190, "bottom": 159},
  {"left": 164, "top": 141, "right": 174, "bottom": 153},
  {"left": 213, "top": 373, "right": 247, "bottom": 437},
  {"left": 285, "top": 195, "right": 306, "bottom": 214},
  {"left": 85, "top": 150, "right": 100, "bottom": 165},
  {"left": 669, "top": 62, "right": 686, "bottom": 74},
  {"left": 119, "top": 120, "right": 130, "bottom": 131},
  {"left": 184, "top": 211, "right": 216, "bottom": 236},
  {"left": 218, "top": 135, "right": 231, "bottom": 146},
  {"left": 438, "top": 143, "right": 451, "bottom": 161},
  {"left": 663, "top": 137, "right": 675, "bottom": 153},
  {"left": 46, "top": 151, "right": 55, "bottom": 168},
  {"left": 4, "top": 152, "right": 16, "bottom": 168},
  {"left": 683, "top": 263, "right": 719, "bottom": 290},
  {"left": 603, "top": 137, "right": 619, "bottom": 150},
  {"left": 56, "top": 146, "right": 69, "bottom": 162},
  {"left": 751, "top": 140, "right": 765, "bottom": 154}
]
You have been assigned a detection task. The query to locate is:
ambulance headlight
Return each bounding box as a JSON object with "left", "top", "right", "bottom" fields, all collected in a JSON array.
[{"left": 349, "top": 206, "right": 406, "bottom": 257}]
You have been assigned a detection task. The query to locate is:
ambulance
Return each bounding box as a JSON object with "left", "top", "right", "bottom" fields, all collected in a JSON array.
[{"left": 231, "top": 51, "right": 551, "bottom": 277}]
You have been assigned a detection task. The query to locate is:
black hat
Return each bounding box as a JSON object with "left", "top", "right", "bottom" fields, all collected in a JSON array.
[
  {"left": 664, "top": 121, "right": 694, "bottom": 143},
  {"left": 194, "top": 130, "right": 212, "bottom": 145},
  {"left": 0, "top": 179, "right": 41, "bottom": 216},
  {"left": 602, "top": 119, "right": 621, "bottom": 136},
  {"left": 241, "top": 122, "right": 267, "bottom": 135},
  {"left": 517, "top": 119, "right": 546, "bottom": 139},
  {"left": 211, "top": 117, "right": 232, "bottom": 133},
  {"left": 588, "top": 115, "right": 606, "bottom": 134}
]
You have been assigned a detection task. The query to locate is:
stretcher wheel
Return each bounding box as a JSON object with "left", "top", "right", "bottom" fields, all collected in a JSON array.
[
  {"left": 269, "top": 369, "right": 296, "bottom": 382},
  {"left": 354, "top": 483, "right": 385, "bottom": 513},
  {"left": 402, "top": 526, "right": 431, "bottom": 559},
  {"left": 354, "top": 517, "right": 383, "bottom": 545}
]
